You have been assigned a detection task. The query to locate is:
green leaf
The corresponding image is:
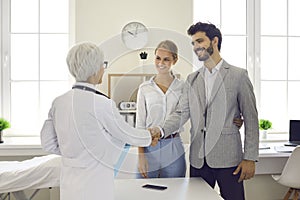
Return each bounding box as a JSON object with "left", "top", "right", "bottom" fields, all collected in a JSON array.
[
  {"left": 259, "top": 119, "right": 272, "bottom": 130},
  {"left": 0, "top": 118, "right": 10, "bottom": 131}
]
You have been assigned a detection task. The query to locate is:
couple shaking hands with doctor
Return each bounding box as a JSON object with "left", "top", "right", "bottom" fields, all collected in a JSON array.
[{"left": 41, "top": 21, "right": 258, "bottom": 200}]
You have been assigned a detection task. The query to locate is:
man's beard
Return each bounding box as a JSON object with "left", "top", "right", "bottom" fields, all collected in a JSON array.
[{"left": 194, "top": 42, "right": 214, "bottom": 61}]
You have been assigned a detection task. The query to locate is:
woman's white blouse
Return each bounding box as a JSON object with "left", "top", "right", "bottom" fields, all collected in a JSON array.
[{"left": 136, "top": 76, "right": 184, "bottom": 133}]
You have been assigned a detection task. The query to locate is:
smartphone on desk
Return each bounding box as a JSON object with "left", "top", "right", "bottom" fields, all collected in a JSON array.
[
  {"left": 142, "top": 184, "right": 167, "bottom": 191},
  {"left": 284, "top": 143, "right": 298, "bottom": 147}
]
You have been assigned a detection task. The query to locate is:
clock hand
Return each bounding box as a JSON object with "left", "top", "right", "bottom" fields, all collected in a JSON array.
[
  {"left": 135, "top": 24, "right": 138, "bottom": 35},
  {"left": 127, "top": 31, "right": 135, "bottom": 36}
]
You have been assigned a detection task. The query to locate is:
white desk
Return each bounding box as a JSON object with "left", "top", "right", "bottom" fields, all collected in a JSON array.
[
  {"left": 114, "top": 178, "right": 223, "bottom": 200},
  {"left": 0, "top": 137, "right": 47, "bottom": 156},
  {"left": 0, "top": 137, "right": 294, "bottom": 175},
  {"left": 257, "top": 142, "right": 295, "bottom": 175}
]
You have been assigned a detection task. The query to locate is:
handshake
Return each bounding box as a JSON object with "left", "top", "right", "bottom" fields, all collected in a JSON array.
[{"left": 148, "top": 127, "right": 162, "bottom": 146}]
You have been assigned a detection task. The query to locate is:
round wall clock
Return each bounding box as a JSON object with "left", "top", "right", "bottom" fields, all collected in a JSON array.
[{"left": 121, "top": 22, "right": 149, "bottom": 50}]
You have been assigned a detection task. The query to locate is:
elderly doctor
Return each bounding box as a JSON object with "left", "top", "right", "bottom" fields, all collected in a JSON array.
[{"left": 40, "top": 42, "right": 157, "bottom": 200}]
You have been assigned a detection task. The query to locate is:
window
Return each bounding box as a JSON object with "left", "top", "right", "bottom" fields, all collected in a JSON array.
[
  {"left": 1, "top": 0, "right": 71, "bottom": 136},
  {"left": 193, "top": 0, "right": 300, "bottom": 132},
  {"left": 193, "top": 0, "right": 248, "bottom": 70},
  {"left": 260, "top": 0, "right": 300, "bottom": 132}
]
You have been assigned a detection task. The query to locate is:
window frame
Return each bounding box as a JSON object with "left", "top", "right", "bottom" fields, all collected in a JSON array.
[
  {"left": 1, "top": 0, "right": 74, "bottom": 136},
  {"left": 1, "top": 0, "right": 11, "bottom": 122}
]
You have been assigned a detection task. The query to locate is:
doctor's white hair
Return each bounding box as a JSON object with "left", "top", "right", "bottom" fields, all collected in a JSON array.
[{"left": 66, "top": 42, "right": 104, "bottom": 82}]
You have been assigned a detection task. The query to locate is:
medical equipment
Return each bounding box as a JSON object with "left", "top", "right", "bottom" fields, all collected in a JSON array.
[
  {"left": 0, "top": 154, "right": 61, "bottom": 200},
  {"left": 0, "top": 147, "right": 134, "bottom": 199}
]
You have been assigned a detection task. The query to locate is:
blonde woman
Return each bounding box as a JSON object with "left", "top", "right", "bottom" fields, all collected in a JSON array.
[{"left": 136, "top": 40, "right": 186, "bottom": 178}]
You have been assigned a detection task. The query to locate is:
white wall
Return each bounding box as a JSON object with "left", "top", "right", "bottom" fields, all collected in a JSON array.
[
  {"left": 74, "top": 0, "right": 194, "bottom": 144},
  {"left": 74, "top": 0, "right": 194, "bottom": 95},
  {"left": 75, "top": 0, "right": 193, "bottom": 44},
  {"left": 74, "top": 0, "right": 194, "bottom": 78}
]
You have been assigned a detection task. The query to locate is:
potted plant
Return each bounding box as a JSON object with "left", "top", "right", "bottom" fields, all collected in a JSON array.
[
  {"left": 0, "top": 118, "right": 10, "bottom": 143},
  {"left": 259, "top": 119, "right": 272, "bottom": 139}
]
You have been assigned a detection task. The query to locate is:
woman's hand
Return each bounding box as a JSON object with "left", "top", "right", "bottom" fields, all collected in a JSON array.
[
  {"left": 138, "top": 152, "right": 148, "bottom": 178},
  {"left": 233, "top": 117, "right": 244, "bottom": 129}
]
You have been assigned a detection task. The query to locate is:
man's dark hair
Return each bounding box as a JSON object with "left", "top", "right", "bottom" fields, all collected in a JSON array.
[{"left": 187, "top": 22, "right": 222, "bottom": 51}]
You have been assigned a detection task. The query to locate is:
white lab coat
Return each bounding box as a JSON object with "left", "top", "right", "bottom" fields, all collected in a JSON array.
[{"left": 40, "top": 82, "right": 151, "bottom": 200}]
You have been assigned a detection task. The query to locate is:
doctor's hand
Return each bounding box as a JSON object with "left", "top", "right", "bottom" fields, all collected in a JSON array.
[
  {"left": 148, "top": 127, "right": 161, "bottom": 146},
  {"left": 233, "top": 160, "right": 255, "bottom": 182},
  {"left": 138, "top": 152, "right": 149, "bottom": 178}
]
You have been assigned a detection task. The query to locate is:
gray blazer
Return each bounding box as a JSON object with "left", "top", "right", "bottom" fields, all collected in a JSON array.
[{"left": 163, "top": 60, "right": 259, "bottom": 168}]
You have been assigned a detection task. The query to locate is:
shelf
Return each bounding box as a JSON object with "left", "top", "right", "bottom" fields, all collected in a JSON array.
[{"left": 119, "top": 110, "right": 136, "bottom": 113}]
